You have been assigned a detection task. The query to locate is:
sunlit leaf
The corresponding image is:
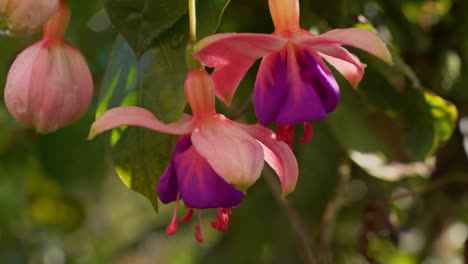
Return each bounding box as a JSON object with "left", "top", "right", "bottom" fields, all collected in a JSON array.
[{"left": 405, "top": 89, "right": 458, "bottom": 160}]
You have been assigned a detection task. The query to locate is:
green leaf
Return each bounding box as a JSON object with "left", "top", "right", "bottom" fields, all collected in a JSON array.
[
  {"left": 103, "top": 0, "right": 187, "bottom": 56},
  {"left": 96, "top": 35, "right": 139, "bottom": 120},
  {"left": 326, "top": 71, "right": 457, "bottom": 180},
  {"left": 404, "top": 89, "right": 458, "bottom": 160},
  {"left": 97, "top": 0, "right": 231, "bottom": 211},
  {"left": 358, "top": 59, "right": 458, "bottom": 161},
  {"left": 367, "top": 236, "right": 417, "bottom": 264},
  {"left": 326, "top": 84, "right": 396, "bottom": 180}
]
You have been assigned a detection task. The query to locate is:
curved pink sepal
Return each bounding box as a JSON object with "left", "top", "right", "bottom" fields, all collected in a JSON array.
[
  {"left": 88, "top": 106, "right": 193, "bottom": 139},
  {"left": 295, "top": 28, "right": 392, "bottom": 65},
  {"left": 194, "top": 33, "right": 287, "bottom": 104},
  {"left": 315, "top": 45, "right": 366, "bottom": 88},
  {"left": 236, "top": 123, "right": 299, "bottom": 197},
  {"left": 210, "top": 60, "right": 256, "bottom": 105},
  {"left": 191, "top": 115, "right": 265, "bottom": 191}
]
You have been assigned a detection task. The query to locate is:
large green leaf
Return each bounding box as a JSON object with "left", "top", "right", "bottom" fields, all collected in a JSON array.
[
  {"left": 326, "top": 84, "right": 397, "bottom": 181},
  {"left": 97, "top": 0, "right": 231, "bottom": 211},
  {"left": 327, "top": 56, "right": 458, "bottom": 181},
  {"left": 359, "top": 62, "right": 458, "bottom": 162},
  {"left": 103, "top": 0, "right": 187, "bottom": 56},
  {"left": 404, "top": 89, "right": 458, "bottom": 160}
]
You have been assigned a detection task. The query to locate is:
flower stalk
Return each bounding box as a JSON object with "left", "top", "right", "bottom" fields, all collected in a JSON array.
[
  {"left": 186, "top": 0, "right": 203, "bottom": 71},
  {"left": 188, "top": 0, "right": 197, "bottom": 44}
]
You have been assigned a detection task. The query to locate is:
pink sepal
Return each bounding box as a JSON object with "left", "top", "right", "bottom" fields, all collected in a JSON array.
[
  {"left": 236, "top": 123, "right": 299, "bottom": 197},
  {"left": 315, "top": 45, "right": 366, "bottom": 88},
  {"left": 194, "top": 33, "right": 287, "bottom": 105},
  {"left": 295, "top": 28, "right": 392, "bottom": 65},
  {"left": 88, "top": 106, "right": 193, "bottom": 139}
]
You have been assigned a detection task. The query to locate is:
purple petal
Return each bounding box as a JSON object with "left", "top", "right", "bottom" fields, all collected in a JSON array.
[
  {"left": 274, "top": 45, "right": 328, "bottom": 125},
  {"left": 157, "top": 135, "right": 192, "bottom": 204},
  {"left": 174, "top": 145, "right": 244, "bottom": 209},
  {"left": 298, "top": 48, "right": 340, "bottom": 112},
  {"left": 254, "top": 51, "right": 288, "bottom": 126}
]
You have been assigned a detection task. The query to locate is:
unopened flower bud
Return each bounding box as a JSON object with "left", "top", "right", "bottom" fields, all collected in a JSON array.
[
  {"left": 0, "top": 0, "right": 59, "bottom": 36},
  {"left": 4, "top": 0, "right": 93, "bottom": 133}
]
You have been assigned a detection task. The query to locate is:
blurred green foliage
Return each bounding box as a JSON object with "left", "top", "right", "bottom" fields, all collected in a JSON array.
[{"left": 0, "top": 0, "right": 467, "bottom": 263}]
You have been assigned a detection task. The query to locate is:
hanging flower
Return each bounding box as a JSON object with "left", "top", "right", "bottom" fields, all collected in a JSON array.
[
  {"left": 88, "top": 69, "right": 298, "bottom": 242},
  {"left": 193, "top": 0, "right": 392, "bottom": 147},
  {"left": 0, "top": 0, "right": 58, "bottom": 36},
  {"left": 4, "top": 0, "right": 93, "bottom": 133}
]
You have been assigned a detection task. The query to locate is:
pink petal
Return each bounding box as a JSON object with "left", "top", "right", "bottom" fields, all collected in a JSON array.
[
  {"left": 88, "top": 106, "right": 193, "bottom": 139},
  {"left": 194, "top": 33, "right": 288, "bottom": 105},
  {"left": 295, "top": 28, "right": 392, "bottom": 64},
  {"left": 314, "top": 45, "right": 366, "bottom": 88},
  {"left": 236, "top": 123, "right": 299, "bottom": 197},
  {"left": 191, "top": 115, "right": 265, "bottom": 191}
]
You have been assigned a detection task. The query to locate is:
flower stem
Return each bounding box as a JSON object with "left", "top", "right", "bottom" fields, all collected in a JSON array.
[
  {"left": 188, "top": 0, "right": 197, "bottom": 44},
  {"left": 43, "top": 0, "right": 70, "bottom": 43},
  {"left": 186, "top": 0, "right": 203, "bottom": 70},
  {"left": 389, "top": 176, "right": 468, "bottom": 203}
]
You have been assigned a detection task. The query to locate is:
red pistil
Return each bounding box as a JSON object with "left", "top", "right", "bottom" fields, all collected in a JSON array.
[
  {"left": 276, "top": 125, "right": 295, "bottom": 149},
  {"left": 299, "top": 123, "right": 313, "bottom": 144},
  {"left": 195, "top": 210, "right": 204, "bottom": 243},
  {"left": 166, "top": 193, "right": 180, "bottom": 235},
  {"left": 211, "top": 208, "right": 231, "bottom": 232}
]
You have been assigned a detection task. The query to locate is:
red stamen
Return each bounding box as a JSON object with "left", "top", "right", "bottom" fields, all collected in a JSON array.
[
  {"left": 195, "top": 210, "right": 204, "bottom": 243},
  {"left": 276, "top": 125, "right": 295, "bottom": 150},
  {"left": 299, "top": 123, "right": 313, "bottom": 144},
  {"left": 166, "top": 193, "right": 180, "bottom": 235},
  {"left": 211, "top": 208, "right": 231, "bottom": 232},
  {"left": 182, "top": 208, "right": 194, "bottom": 222}
]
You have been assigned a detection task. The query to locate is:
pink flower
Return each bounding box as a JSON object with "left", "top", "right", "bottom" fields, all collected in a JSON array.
[
  {"left": 4, "top": 0, "right": 93, "bottom": 133},
  {"left": 88, "top": 69, "right": 298, "bottom": 242},
  {"left": 194, "top": 0, "right": 392, "bottom": 145},
  {"left": 0, "top": 0, "right": 58, "bottom": 36}
]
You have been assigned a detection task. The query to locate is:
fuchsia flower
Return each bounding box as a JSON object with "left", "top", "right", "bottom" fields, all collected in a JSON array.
[
  {"left": 4, "top": 0, "right": 93, "bottom": 133},
  {"left": 194, "top": 0, "right": 392, "bottom": 146},
  {"left": 88, "top": 69, "right": 298, "bottom": 242}
]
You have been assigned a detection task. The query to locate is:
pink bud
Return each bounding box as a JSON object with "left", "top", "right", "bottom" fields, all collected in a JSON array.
[
  {"left": 0, "top": 0, "right": 59, "bottom": 36},
  {"left": 4, "top": 0, "right": 93, "bottom": 133}
]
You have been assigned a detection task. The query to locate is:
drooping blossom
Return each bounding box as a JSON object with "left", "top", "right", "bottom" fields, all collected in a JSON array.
[
  {"left": 88, "top": 69, "right": 298, "bottom": 242},
  {"left": 0, "top": 0, "right": 58, "bottom": 36},
  {"left": 4, "top": 0, "right": 93, "bottom": 133},
  {"left": 194, "top": 0, "right": 392, "bottom": 147}
]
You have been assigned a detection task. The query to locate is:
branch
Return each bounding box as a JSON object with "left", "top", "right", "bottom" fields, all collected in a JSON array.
[
  {"left": 389, "top": 176, "right": 468, "bottom": 203},
  {"left": 263, "top": 169, "right": 317, "bottom": 264}
]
